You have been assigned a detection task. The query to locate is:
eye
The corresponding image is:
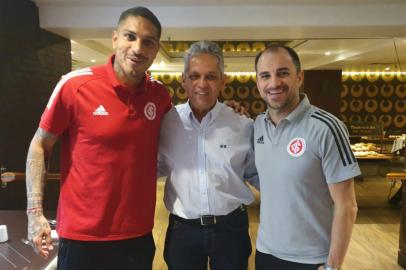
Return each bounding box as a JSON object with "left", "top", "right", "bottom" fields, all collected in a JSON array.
[
  {"left": 143, "top": 39, "right": 157, "bottom": 47},
  {"left": 206, "top": 74, "right": 218, "bottom": 81},
  {"left": 277, "top": 70, "right": 290, "bottom": 77},
  {"left": 189, "top": 74, "right": 199, "bottom": 80},
  {"left": 124, "top": 33, "right": 136, "bottom": 41},
  {"left": 259, "top": 73, "right": 270, "bottom": 80}
]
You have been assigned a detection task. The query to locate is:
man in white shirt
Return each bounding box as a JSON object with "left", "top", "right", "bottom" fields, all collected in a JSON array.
[{"left": 158, "top": 40, "right": 258, "bottom": 270}]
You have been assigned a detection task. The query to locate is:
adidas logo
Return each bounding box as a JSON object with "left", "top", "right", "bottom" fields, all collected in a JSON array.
[
  {"left": 256, "top": 135, "right": 264, "bottom": 144},
  {"left": 93, "top": 105, "right": 109, "bottom": 116}
]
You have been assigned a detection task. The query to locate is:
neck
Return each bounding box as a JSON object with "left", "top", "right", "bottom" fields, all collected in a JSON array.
[
  {"left": 268, "top": 95, "right": 301, "bottom": 125},
  {"left": 113, "top": 62, "right": 144, "bottom": 90},
  {"left": 190, "top": 102, "right": 216, "bottom": 123},
  {"left": 192, "top": 108, "right": 209, "bottom": 123}
]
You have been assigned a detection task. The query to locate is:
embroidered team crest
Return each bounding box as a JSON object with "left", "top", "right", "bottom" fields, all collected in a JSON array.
[
  {"left": 144, "top": 102, "right": 156, "bottom": 120},
  {"left": 287, "top": 138, "right": 306, "bottom": 157}
]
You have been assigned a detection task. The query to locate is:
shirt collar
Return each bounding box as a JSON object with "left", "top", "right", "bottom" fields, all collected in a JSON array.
[
  {"left": 284, "top": 93, "right": 311, "bottom": 123},
  {"left": 186, "top": 100, "right": 221, "bottom": 125}
]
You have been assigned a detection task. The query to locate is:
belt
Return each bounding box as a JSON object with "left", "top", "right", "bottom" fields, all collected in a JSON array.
[{"left": 170, "top": 205, "right": 246, "bottom": 226}]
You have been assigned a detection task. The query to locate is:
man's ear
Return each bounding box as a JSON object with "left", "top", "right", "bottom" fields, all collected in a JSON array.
[
  {"left": 297, "top": 70, "right": 304, "bottom": 88},
  {"left": 112, "top": 30, "right": 118, "bottom": 50},
  {"left": 181, "top": 72, "right": 187, "bottom": 88},
  {"left": 221, "top": 73, "right": 226, "bottom": 89}
]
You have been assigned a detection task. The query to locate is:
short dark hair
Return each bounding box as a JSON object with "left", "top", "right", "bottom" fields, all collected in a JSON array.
[
  {"left": 254, "top": 44, "right": 301, "bottom": 73},
  {"left": 118, "top": 6, "right": 162, "bottom": 39}
]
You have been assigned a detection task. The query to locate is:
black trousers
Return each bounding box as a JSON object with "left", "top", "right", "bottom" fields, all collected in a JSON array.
[
  {"left": 255, "top": 250, "right": 323, "bottom": 270},
  {"left": 164, "top": 208, "right": 252, "bottom": 270},
  {"left": 57, "top": 233, "right": 155, "bottom": 270}
]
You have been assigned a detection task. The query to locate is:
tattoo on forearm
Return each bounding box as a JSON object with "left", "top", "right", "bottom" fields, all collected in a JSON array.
[
  {"left": 26, "top": 156, "right": 46, "bottom": 210},
  {"left": 25, "top": 128, "right": 58, "bottom": 250},
  {"left": 26, "top": 128, "right": 57, "bottom": 212},
  {"left": 27, "top": 192, "right": 43, "bottom": 212}
]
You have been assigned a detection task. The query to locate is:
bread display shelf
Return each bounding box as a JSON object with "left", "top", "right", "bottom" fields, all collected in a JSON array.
[{"left": 350, "top": 141, "right": 399, "bottom": 160}]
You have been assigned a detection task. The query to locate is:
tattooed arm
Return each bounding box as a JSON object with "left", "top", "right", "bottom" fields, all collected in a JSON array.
[{"left": 26, "top": 128, "right": 58, "bottom": 258}]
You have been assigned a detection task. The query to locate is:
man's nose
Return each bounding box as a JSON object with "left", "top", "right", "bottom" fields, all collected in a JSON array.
[
  {"left": 269, "top": 75, "right": 282, "bottom": 88},
  {"left": 197, "top": 77, "right": 208, "bottom": 88},
  {"left": 131, "top": 39, "right": 143, "bottom": 54}
]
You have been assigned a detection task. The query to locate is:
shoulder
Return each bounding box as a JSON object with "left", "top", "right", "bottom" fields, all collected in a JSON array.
[
  {"left": 59, "top": 67, "right": 98, "bottom": 89},
  {"left": 147, "top": 76, "right": 168, "bottom": 93},
  {"left": 174, "top": 102, "right": 189, "bottom": 117},
  {"left": 254, "top": 112, "right": 266, "bottom": 127},
  {"left": 164, "top": 103, "right": 186, "bottom": 120},
  {"left": 46, "top": 68, "right": 98, "bottom": 109},
  {"left": 218, "top": 103, "right": 254, "bottom": 127},
  {"left": 307, "top": 106, "right": 348, "bottom": 135},
  {"left": 148, "top": 75, "right": 164, "bottom": 87},
  {"left": 146, "top": 76, "right": 171, "bottom": 104},
  {"left": 162, "top": 106, "right": 177, "bottom": 120},
  {"left": 161, "top": 104, "right": 186, "bottom": 131}
]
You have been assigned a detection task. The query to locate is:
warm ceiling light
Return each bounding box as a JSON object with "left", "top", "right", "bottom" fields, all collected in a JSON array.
[
  {"left": 225, "top": 72, "right": 256, "bottom": 76},
  {"left": 324, "top": 51, "right": 331, "bottom": 56},
  {"left": 90, "top": 59, "right": 96, "bottom": 63},
  {"left": 70, "top": 51, "right": 74, "bottom": 55},
  {"left": 342, "top": 71, "right": 406, "bottom": 75},
  {"left": 70, "top": 40, "right": 76, "bottom": 44},
  {"left": 385, "top": 66, "right": 390, "bottom": 71}
]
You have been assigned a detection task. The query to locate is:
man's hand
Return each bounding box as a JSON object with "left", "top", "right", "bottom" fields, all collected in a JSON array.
[
  {"left": 27, "top": 213, "right": 53, "bottom": 258},
  {"left": 224, "top": 100, "right": 250, "bottom": 118}
]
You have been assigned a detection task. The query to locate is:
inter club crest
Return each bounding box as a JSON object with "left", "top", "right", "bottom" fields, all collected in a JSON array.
[
  {"left": 287, "top": 138, "right": 306, "bottom": 157},
  {"left": 144, "top": 102, "right": 156, "bottom": 120}
]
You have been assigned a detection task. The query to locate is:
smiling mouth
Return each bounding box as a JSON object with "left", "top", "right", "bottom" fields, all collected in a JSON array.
[
  {"left": 265, "top": 89, "right": 284, "bottom": 95},
  {"left": 128, "top": 56, "right": 146, "bottom": 64},
  {"left": 195, "top": 91, "right": 209, "bottom": 96}
]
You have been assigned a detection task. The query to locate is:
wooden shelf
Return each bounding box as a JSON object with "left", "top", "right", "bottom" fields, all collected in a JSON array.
[{"left": 355, "top": 155, "right": 395, "bottom": 160}]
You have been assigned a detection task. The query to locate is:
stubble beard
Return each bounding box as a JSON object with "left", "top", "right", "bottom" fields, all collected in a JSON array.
[
  {"left": 263, "top": 93, "right": 297, "bottom": 116},
  {"left": 114, "top": 57, "right": 146, "bottom": 87}
]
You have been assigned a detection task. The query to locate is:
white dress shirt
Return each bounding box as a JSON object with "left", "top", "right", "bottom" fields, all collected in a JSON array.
[{"left": 158, "top": 101, "right": 258, "bottom": 219}]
